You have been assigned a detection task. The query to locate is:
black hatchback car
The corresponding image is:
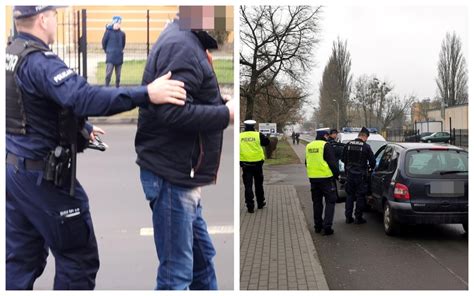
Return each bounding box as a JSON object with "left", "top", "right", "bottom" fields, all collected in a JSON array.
[{"left": 367, "top": 143, "right": 468, "bottom": 235}]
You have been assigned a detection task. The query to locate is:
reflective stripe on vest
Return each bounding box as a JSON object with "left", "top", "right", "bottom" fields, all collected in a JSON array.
[
  {"left": 240, "top": 131, "right": 265, "bottom": 162},
  {"left": 306, "top": 140, "right": 333, "bottom": 178}
]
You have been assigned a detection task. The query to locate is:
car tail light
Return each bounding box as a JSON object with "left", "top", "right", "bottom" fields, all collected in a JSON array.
[
  {"left": 430, "top": 147, "right": 448, "bottom": 151},
  {"left": 393, "top": 183, "right": 410, "bottom": 200}
]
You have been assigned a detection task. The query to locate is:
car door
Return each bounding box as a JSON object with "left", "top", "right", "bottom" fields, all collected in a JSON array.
[
  {"left": 441, "top": 132, "right": 451, "bottom": 143},
  {"left": 370, "top": 145, "right": 388, "bottom": 208}
]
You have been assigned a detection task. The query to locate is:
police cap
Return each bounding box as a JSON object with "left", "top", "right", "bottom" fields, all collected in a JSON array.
[
  {"left": 13, "top": 6, "right": 64, "bottom": 19},
  {"left": 316, "top": 129, "right": 329, "bottom": 140},
  {"left": 243, "top": 119, "right": 256, "bottom": 126},
  {"left": 359, "top": 126, "right": 370, "bottom": 137}
]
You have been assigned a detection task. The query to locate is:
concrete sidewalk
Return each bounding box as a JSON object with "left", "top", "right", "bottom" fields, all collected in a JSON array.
[{"left": 240, "top": 138, "right": 328, "bottom": 290}]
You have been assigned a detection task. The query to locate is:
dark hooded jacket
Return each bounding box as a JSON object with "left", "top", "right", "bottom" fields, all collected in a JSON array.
[
  {"left": 135, "top": 20, "right": 229, "bottom": 187},
  {"left": 102, "top": 26, "right": 126, "bottom": 65}
]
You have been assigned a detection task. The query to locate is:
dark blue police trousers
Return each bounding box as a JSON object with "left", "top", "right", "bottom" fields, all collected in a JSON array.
[
  {"left": 310, "top": 179, "right": 337, "bottom": 230},
  {"left": 6, "top": 161, "right": 99, "bottom": 290},
  {"left": 345, "top": 172, "right": 368, "bottom": 219}
]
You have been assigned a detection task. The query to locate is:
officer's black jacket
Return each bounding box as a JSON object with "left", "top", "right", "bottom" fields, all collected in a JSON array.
[
  {"left": 341, "top": 138, "right": 376, "bottom": 175},
  {"left": 327, "top": 137, "right": 344, "bottom": 161}
]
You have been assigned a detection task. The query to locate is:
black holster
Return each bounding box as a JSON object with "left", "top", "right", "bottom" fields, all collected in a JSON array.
[
  {"left": 44, "top": 146, "right": 72, "bottom": 188},
  {"left": 44, "top": 108, "right": 85, "bottom": 196}
]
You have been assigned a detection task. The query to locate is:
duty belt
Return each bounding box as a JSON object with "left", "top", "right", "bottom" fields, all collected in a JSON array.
[{"left": 6, "top": 152, "right": 45, "bottom": 170}]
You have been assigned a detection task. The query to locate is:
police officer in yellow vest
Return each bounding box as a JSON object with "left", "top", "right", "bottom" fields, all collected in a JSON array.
[
  {"left": 240, "top": 120, "right": 270, "bottom": 213},
  {"left": 306, "top": 129, "right": 340, "bottom": 235}
]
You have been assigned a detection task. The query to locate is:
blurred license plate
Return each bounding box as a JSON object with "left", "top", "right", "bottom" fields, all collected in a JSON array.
[{"left": 430, "top": 182, "right": 464, "bottom": 195}]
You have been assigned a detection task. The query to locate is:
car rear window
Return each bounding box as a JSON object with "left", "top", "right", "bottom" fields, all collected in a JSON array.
[{"left": 405, "top": 149, "right": 468, "bottom": 177}]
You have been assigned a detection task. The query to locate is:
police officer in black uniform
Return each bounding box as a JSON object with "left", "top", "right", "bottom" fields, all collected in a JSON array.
[
  {"left": 327, "top": 128, "right": 344, "bottom": 161},
  {"left": 341, "top": 127, "right": 376, "bottom": 224},
  {"left": 6, "top": 6, "right": 186, "bottom": 290}
]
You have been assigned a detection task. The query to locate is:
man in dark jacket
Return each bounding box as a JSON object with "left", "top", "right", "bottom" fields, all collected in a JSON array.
[
  {"left": 305, "top": 130, "right": 340, "bottom": 235},
  {"left": 102, "top": 16, "right": 125, "bottom": 87},
  {"left": 135, "top": 13, "right": 234, "bottom": 290}
]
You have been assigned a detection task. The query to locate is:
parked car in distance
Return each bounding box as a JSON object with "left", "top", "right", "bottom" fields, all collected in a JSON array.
[
  {"left": 420, "top": 131, "right": 452, "bottom": 143},
  {"left": 404, "top": 132, "right": 433, "bottom": 142},
  {"left": 367, "top": 142, "right": 468, "bottom": 235},
  {"left": 335, "top": 131, "right": 387, "bottom": 200}
]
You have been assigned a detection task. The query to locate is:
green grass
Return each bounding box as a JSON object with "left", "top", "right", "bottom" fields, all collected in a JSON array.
[
  {"left": 95, "top": 59, "right": 233, "bottom": 85},
  {"left": 264, "top": 138, "right": 301, "bottom": 166}
]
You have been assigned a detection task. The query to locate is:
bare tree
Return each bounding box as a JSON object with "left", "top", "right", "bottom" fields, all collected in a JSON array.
[
  {"left": 352, "top": 75, "right": 374, "bottom": 127},
  {"left": 370, "top": 77, "right": 393, "bottom": 129},
  {"left": 436, "top": 32, "right": 468, "bottom": 106},
  {"left": 318, "top": 38, "right": 352, "bottom": 128},
  {"left": 350, "top": 75, "right": 413, "bottom": 131},
  {"left": 253, "top": 79, "right": 306, "bottom": 131},
  {"left": 379, "top": 95, "right": 414, "bottom": 131},
  {"left": 240, "top": 6, "right": 322, "bottom": 120}
]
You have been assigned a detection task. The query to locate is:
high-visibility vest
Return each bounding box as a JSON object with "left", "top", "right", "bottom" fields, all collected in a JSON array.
[
  {"left": 306, "top": 140, "right": 333, "bottom": 178},
  {"left": 240, "top": 131, "right": 265, "bottom": 162}
]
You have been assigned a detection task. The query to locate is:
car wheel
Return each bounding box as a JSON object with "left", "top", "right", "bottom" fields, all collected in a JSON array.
[
  {"left": 384, "top": 202, "right": 400, "bottom": 236},
  {"left": 462, "top": 222, "right": 468, "bottom": 233},
  {"left": 427, "top": 140, "right": 432, "bottom": 143}
]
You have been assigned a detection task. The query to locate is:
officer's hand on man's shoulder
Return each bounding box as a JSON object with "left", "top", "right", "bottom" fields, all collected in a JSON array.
[{"left": 147, "top": 71, "right": 187, "bottom": 106}]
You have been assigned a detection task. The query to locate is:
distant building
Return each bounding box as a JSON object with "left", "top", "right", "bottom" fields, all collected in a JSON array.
[
  {"left": 410, "top": 99, "right": 440, "bottom": 123},
  {"left": 427, "top": 104, "right": 468, "bottom": 131}
]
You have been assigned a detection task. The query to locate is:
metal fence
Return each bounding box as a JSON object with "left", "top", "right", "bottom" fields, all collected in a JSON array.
[
  {"left": 27, "top": 8, "right": 233, "bottom": 87},
  {"left": 385, "top": 128, "right": 468, "bottom": 148},
  {"left": 451, "top": 129, "right": 468, "bottom": 148}
]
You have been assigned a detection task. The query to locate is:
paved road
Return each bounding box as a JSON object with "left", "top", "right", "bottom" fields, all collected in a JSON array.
[
  {"left": 267, "top": 141, "right": 468, "bottom": 290},
  {"left": 34, "top": 124, "right": 234, "bottom": 290}
]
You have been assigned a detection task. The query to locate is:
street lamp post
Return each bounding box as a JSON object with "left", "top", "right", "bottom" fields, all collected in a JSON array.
[{"left": 333, "top": 99, "right": 340, "bottom": 131}]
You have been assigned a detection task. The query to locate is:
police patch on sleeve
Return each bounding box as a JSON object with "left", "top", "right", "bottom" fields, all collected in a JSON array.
[
  {"left": 43, "top": 51, "right": 57, "bottom": 58},
  {"left": 51, "top": 68, "right": 76, "bottom": 85}
]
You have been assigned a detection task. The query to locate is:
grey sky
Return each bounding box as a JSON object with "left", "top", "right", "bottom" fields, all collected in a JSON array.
[{"left": 307, "top": 5, "right": 468, "bottom": 116}]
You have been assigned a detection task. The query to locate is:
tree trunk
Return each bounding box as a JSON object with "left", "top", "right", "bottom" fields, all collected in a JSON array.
[{"left": 245, "top": 96, "right": 254, "bottom": 120}]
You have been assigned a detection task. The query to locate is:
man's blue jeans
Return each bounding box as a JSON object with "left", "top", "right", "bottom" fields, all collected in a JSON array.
[{"left": 140, "top": 168, "right": 218, "bottom": 290}]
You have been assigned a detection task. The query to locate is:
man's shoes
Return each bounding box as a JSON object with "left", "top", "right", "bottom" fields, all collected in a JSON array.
[
  {"left": 321, "top": 228, "right": 334, "bottom": 236},
  {"left": 314, "top": 226, "right": 322, "bottom": 233},
  {"left": 354, "top": 218, "right": 367, "bottom": 224},
  {"left": 345, "top": 217, "right": 354, "bottom": 224},
  {"left": 258, "top": 201, "right": 267, "bottom": 209},
  {"left": 247, "top": 208, "right": 255, "bottom": 213}
]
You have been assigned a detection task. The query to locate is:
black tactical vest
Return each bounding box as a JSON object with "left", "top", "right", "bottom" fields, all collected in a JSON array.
[
  {"left": 6, "top": 38, "right": 88, "bottom": 152},
  {"left": 346, "top": 139, "right": 366, "bottom": 168},
  {"left": 6, "top": 38, "right": 49, "bottom": 134}
]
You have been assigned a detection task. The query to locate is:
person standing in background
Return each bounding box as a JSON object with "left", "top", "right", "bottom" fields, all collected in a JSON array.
[{"left": 102, "top": 16, "right": 125, "bottom": 87}]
